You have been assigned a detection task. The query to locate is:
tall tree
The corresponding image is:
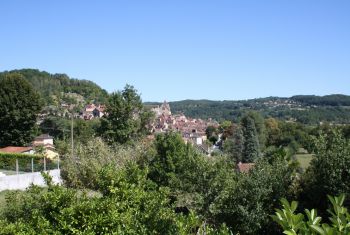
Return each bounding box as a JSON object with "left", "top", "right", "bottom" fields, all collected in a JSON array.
[
  {"left": 224, "top": 125, "right": 244, "bottom": 163},
  {"left": 0, "top": 73, "right": 42, "bottom": 147},
  {"left": 241, "top": 111, "right": 266, "bottom": 149},
  {"left": 99, "top": 84, "right": 153, "bottom": 144},
  {"left": 242, "top": 117, "right": 261, "bottom": 162}
]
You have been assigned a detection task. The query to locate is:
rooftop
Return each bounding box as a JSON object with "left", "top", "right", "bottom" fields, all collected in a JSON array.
[{"left": 0, "top": 146, "right": 33, "bottom": 154}]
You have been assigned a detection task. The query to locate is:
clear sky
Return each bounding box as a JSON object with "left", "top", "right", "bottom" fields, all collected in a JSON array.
[{"left": 1, "top": 0, "right": 350, "bottom": 102}]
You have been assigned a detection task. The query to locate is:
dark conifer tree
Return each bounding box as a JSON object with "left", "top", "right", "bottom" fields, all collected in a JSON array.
[{"left": 242, "top": 117, "right": 261, "bottom": 162}]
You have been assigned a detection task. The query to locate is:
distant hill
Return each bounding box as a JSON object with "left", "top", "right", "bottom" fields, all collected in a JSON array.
[
  {"left": 2, "top": 69, "right": 349, "bottom": 124},
  {"left": 146, "top": 95, "right": 350, "bottom": 124},
  {"left": 0, "top": 69, "right": 109, "bottom": 106}
]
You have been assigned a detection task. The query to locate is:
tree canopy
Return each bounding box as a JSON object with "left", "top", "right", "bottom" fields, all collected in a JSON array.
[
  {"left": 0, "top": 73, "right": 43, "bottom": 147},
  {"left": 99, "top": 85, "right": 154, "bottom": 144}
]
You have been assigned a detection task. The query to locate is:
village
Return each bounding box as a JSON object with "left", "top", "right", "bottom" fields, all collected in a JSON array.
[
  {"left": 148, "top": 101, "right": 220, "bottom": 155},
  {"left": 78, "top": 101, "right": 221, "bottom": 155}
]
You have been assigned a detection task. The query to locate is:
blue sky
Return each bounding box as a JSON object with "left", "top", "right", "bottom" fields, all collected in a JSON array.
[{"left": 1, "top": 0, "right": 349, "bottom": 101}]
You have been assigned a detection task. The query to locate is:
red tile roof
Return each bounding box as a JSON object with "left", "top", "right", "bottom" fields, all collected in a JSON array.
[
  {"left": 237, "top": 162, "right": 255, "bottom": 173},
  {"left": 0, "top": 146, "right": 33, "bottom": 154}
]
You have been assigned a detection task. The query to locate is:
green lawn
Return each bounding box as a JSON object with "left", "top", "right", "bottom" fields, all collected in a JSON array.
[{"left": 295, "top": 153, "right": 314, "bottom": 169}]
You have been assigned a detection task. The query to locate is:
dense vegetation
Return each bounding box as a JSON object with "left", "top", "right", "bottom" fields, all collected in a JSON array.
[
  {"left": 146, "top": 95, "right": 350, "bottom": 124},
  {"left": 0, "top": 69, "right": 109, "bottom": 106},
  {"left": 1, "top": 74, "right": 350, "bottom": 234},
  {"left": 0, "top": 73, "right": 43, "bottom": 147}
]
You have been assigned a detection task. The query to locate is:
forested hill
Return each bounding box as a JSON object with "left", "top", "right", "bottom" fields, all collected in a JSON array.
[
  {"left": 0, "top": 69, "right": 108, "bottom": 105},
  {"left": 146, "top": 95, "right": 350, "bottom": 124}
]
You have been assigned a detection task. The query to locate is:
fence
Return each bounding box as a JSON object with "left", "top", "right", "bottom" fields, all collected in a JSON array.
[
  {"left": 0, "top": 153, "right": 61, "bottom": 191},
  {"left": 0, "top": 153, "right": 59, "bottom": 176},
  {"left": 0, "top": 169, "right": 61, "bottom": 191}
]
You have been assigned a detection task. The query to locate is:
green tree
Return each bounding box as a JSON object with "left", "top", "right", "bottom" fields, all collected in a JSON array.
[
  {"left": 206, "top": 125, "right": 218, "bottom": 139},
  {"left": 148, "top": 132, "right": 189, "bottom": 188},
  {"left": 0, "top": 73, "right": 43, "bottom": 147},
  {"left": 223, "top": 126, "right": 244, "bottom": 163},
  {"left": 241, "top": 111, "right": 266, "bottom": 149},
  {"left": 265, "top": 117, "right": 281, "bottom": 146},
  {"left": 300, "top": 129, "right": 350, "bottom": 215},
  {"left": 39, "top": 116, "right": 70, "bottom": 140},
  {"left": 211, "top": 157, "right": 295, "bottom": 234},
  {"left": 74, "top": 119, "right": 99, "bottom": 144},
  {"left": 99, "top": 84, "right": 153, "bottom": 144},
  {"left": 241, "top": 117, "right": 261, "bottom": 163}
]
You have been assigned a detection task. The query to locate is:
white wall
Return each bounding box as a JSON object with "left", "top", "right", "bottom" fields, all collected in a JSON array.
[{"left": 0, "top": 169, "right": 61, "bottom": 191}]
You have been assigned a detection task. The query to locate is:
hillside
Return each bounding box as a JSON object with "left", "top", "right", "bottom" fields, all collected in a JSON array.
[
  {"left": 147, "top": 95, "right": 350, "bottom": 124},
  {"left": 2, "top": 69, "right": 350, "bottom": 125},
  {"left": 0, "top": 69, "right": 108, "bottom": 106}
]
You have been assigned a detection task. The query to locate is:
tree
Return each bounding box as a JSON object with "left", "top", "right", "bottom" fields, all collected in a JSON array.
[
  {"left": 99, "top": 84, "right": 154, "bottom": 144},
  {"left": 223, "top": 125, "right": 244, "bottom": 163},
  {"left": 265, "top": 118, "right": 281, "bottom": 146},
  {"left": 241, "top": 111, "right": 266, "bottom": 149},
  {"left": 219, "top": 120, "right": 233, "bottom": 140},
  {"left": 241, "top": 117, "right": 261, "bottom": 162},
  {"left": 148, "top": 132, "right": 189, "bottom": 188},
  {"left": 206, "top": 125, "right": 218, "bottom": 139},
  {"left": 300, "top": 129, "right": 350, "bottom": 215},
  {"left": 210, "top": 157, "right": 295, "bottom": 234},
  {"left": 0, "top": 73, "right": 42, "bottom": 147}
]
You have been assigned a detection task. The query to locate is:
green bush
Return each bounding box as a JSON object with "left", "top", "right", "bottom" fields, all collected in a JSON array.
[
  {"left": 272, "top": 194, "right": 350, "bottom": 234},
  {"left": 0, "top": 165, "right": 231, "bottom": 234}
]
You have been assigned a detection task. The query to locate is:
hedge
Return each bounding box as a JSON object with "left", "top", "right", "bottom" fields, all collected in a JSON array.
[{"left": 0, "top": 152, "right": 57, "bottom": 172}]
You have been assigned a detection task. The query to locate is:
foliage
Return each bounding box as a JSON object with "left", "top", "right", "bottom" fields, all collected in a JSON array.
[
  {"left": 223, "top": 126, "right": 243, "bottom": 163},
  {"left": 241, "top": 116, "right": 261, "bottom": 162},
  {"left": 300, "top": 129, "right": 350, "bottom": 214},
  {"left": 148, "top": 132, "right": 189, "bottom": 188},
  {"left": 99, "top": 85, "right": 154, "bottom": 144},
  {"left": 0, "top": 73, "right": 43, "bottom": 147},
  {"left": 0, "top": 152, "right": 46, "bottom": 172},
  {"left": 0, "top": 164, "right": 230, "bottom": 234},
  {"left": 265, "top": 118, "right": 281, "bottom": 146},
  {"left": 39, "top": 116, "right": 71, "bottom": 140},
  {"left": 148, "top": 132, "right": 236, "bottom": 216},
  {"left": 61, "top": 138, "right": 150, "bottom": 189},
  {"left": 148, "top": 96, "right": 350, "bottom": 124},
  {"left": 74, "top": 119, "right": 100, "bottom": 144},
  {"left": 241, "top": 112, "right": 266, "bottom": 149},
  {"left": 39, "top": 116, "right": 100, "bottom": 144},
  {"left": 210, "top": 157, "right": 296, "bottom": 234},
  {"left": 291, "top": 94, "right": 350, "bottom": 106},
  {"left": 272, "top": 194, "right": 350, "bottom": 234},
  {"left": 0, "top": 69, "right": 109, "bottom": 105}
]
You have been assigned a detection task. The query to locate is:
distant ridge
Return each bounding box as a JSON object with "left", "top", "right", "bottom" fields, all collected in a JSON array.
[
  {"left": 1, "top": 68, "right": 349, "bottom": 124},
  {"left": 147, "top": 95, "right": 350, "bottom": 124}
]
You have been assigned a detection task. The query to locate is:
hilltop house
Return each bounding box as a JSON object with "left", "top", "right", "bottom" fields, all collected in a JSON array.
[{"left": 33, "top": 134, "right": 54, "bottom": 146}]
